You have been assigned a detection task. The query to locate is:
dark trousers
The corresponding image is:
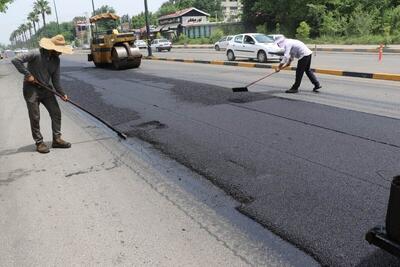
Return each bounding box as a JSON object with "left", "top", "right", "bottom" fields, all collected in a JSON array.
[
  {"left": 23, "top": 87, "right": 62, "bottom": 144},
  {"left": 292, "top": 54, "right": 320, "bottom": 90}
]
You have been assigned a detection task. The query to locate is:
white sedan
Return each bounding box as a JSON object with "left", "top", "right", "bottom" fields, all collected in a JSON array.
[
  {"left": 151, "top": 39, "right": 172, "bottom": 52},
  {"left": 226, "top": 33, "right": 283, "bottom": 63},
  {"left": 134, "top": 39, "right": 148, "bottom": 49},
  {"left": 214, "top": 35, "right": 233, "bottom": 51}
]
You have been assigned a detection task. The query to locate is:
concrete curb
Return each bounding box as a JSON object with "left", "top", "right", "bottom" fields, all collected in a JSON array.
[{"left": 144, "top": 56, "right": 400, "bottom": 82}]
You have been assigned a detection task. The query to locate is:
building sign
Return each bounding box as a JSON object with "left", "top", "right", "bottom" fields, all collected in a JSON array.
[
  {"left": 159, "top": 17, "right": 180, "bottom": 25},
  {"left": 182, "top": 16, "right": 207, "bottom": 24}
]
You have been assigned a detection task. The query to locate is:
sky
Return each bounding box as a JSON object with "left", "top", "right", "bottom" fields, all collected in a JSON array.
[{"left": 0, "top": 0, "right": 166, "bottom": 44}]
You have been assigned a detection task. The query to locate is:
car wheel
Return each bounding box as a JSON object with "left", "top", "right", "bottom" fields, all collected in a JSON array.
[
  {"left": 215, "top": 45, "right": 220, "bottom": 51},
  {"left": 157, "top": 48, "right": 161, "bottom": 52},
  {"left": 227, "top": 50, "right": 235, "bottom": 61},
  {"left": 257, "top": 50, "right": 267, "bottom": 63}
]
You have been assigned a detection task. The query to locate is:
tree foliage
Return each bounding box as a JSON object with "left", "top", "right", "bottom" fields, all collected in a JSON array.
[
  {"left": 241, "top": 0, "right": 400, "bottom": 41},
  {"left": 0, "top": 0, "right": 13, "bottom": 12}
]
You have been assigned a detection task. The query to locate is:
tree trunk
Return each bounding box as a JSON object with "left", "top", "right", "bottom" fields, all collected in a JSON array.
[
  {"left": 33, "top": 22, "right": 37, "bottom": 34},
  {"left": 42, "top": 12, "right": 46, "bottom": 28}
]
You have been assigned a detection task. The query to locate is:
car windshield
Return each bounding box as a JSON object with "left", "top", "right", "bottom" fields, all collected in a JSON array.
[
  {"left": 160, "top": 39, "right": 169, "bottom": 43},
  {"left": 253, "top": 34, "right": 274, "bottom": 43}
]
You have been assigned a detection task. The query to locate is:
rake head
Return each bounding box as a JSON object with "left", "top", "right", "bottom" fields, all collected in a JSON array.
[{"left": 232, "top": 87, "right": 249, "bottom": 92}]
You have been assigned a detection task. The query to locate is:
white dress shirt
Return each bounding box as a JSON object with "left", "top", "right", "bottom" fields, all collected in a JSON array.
[{"left": 280, "top": 39, "right": 312, "bottom": 64}]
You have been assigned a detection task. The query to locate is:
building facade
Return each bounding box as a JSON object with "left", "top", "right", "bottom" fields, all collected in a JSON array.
[
  {"left": 157, "top": 7, "right": 212, "bottom": 39},
  {"left": 221, "top": 0, "right": 242, "bottom": 22}
]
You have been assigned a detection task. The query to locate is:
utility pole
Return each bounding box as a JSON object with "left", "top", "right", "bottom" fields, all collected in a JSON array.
[
  {"left": 144, "top": 0, "right": 152, "bottom": 57},
  {"left": 91, "top": 0, "right": 96, "bottom": 15},
  {"left": 53, "top": 0, "right": 60, "bottom": 32},
  {"left": 91, "top": 0, "right": 97, "bottom": 36}
]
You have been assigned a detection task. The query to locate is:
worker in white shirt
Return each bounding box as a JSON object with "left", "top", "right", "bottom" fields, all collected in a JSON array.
[{"left": 275, "top": 37, "right": 321, "bottom": 93}]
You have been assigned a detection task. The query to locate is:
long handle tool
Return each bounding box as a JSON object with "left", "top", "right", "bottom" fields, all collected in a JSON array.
[
  {"left": 232, "top": 70, "right": 278, "bottom": 92},
  {"left": 34, "top": 81, "right": 127, "bottom": 139}
]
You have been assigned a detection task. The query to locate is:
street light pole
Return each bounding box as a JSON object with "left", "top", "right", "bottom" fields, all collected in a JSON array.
[
  {"left": 144, "top": 0, "right": 152, "bottom": 57},
  {"left": 53, "top": 0, "right": 60, "bottom": 32}
]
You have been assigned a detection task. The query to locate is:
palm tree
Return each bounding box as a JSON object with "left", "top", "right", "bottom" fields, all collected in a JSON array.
[
  {"left": 26, "top": 22, "right": 33, "bottom": 39},
  {"left": 34, "top": 0, "right": 51, "bottom": 28},
  {"left": 18, "top": 24, "right": 27, "bottom": 44},
  {"left": 28, "top": 11, "right": 39, "bottom": 34},
  {"left": 9, "top": 31, "right": 16, "bottom": 46}
]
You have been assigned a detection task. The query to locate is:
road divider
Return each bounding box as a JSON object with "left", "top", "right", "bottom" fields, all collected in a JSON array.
[
  {"left": 171, "top": 45, "right": 400, "bottom": 53},
  {"left": 144, "top": 56, "right": 400, "bottom": 82}
]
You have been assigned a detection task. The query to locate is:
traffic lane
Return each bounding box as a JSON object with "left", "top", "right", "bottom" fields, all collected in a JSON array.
[
  {"left": 153, "top": 48, "right": 400, "bottom": 74},
  {"left": 60, "top": 56, "right": 400, "bottom": 266},
  {"left": 129, "top": 57, "right": 400, "bottom": 120}
]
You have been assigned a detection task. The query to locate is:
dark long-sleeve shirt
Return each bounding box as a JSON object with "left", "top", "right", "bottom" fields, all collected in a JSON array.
[{"left": 11, "top": 49, "right": 65, "bottom": 96}]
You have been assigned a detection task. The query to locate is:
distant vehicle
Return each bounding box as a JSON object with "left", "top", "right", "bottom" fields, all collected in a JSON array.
[
  {"left": 21, "top": 48, "right": 29, "bottom": 53},
  {"left": 267, "top": 34, "right": 285, "bottom": 42},
  {"left": 151, "top": 39, "right": 172, "bottom": 52},
  {"left": 214, "top": 35, "right": 233, "bottom": 51},
  {"left": 226, "top": 33, "right": 283, "bottom": 63},
  {"left": 4, "top": 50, "right": 15, "bottom": 58},
  {"left": 134, "top": 39, "right": 147, "bottom": 49},
  {"left": 82, "top": 44, "right": 90, "bottom": 49}
]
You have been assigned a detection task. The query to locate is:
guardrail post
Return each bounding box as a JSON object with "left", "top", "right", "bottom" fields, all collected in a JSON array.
[{"left": 379, "top": 44, "right": 383, "bottom": 62}]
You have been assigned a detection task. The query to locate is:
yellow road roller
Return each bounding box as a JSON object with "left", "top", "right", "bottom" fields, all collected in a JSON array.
[{"left": 88, "top": 13, "right": 142, "bottom": 70}]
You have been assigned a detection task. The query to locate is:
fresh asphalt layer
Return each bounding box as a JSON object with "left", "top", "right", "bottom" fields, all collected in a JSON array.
[{"left": 57, "top": 55, "right": 400, "bottom": 266}]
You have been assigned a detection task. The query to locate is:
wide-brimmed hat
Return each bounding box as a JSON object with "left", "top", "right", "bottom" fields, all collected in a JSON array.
[{"left": 39, "top": 35, "right": 73, "bottom": 54}]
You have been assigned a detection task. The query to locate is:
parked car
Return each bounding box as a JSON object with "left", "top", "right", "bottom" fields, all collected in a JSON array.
[
  {"left": 226, "top": 33, "right": 283, "bottom": 63},
  {"left": 214, "top": 35, "right": 233, "bottom": 51},
  {"left": 267, "top": 34, "right": 285, "bottom": 42},
  {"left": 134, "top": 39, "right": 147, "bottom": 49},
  {"left": 151, "top": 39, "right": 172, "bottom": 52}
]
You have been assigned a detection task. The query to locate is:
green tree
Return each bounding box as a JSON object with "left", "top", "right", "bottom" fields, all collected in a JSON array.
[
  {"left": 28, "top": 11, "right": 39, "bottom": 34},
  {"left": 0, "top": 0, "right": 13, "bottom": 12},
  {"left": 34, "top": 0, "right": 51, "bottom": 29},
  {"left": 131, "top": 12, "right": 157, "bottom": 29},
  {"left": 296, "top": 21, "right": 310, "bottom": 41}
]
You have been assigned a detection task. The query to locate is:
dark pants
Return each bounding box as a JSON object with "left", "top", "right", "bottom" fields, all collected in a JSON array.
[
  {"left": 291, "top": 54, "right": 320, "bottom": 90},
  {"left": 23, "top": 87, "right": 62, "bottom": 144}
]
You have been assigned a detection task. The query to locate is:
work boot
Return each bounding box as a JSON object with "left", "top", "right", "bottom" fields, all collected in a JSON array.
[
  {"left": 52, "top": 137, "right": 71, "bottom": 148},
  {"left": 36, "top": 142, "right": 50, "bottom": 154},
  {"left": 313, "top": 85, "right": 322, "bottom": 92},
  {"left": 285, "top": 88, "right": 299, "bottom": 94}
]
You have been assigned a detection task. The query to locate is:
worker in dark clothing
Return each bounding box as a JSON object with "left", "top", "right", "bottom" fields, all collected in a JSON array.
[
  {"left": 12, "top": 35, "right": 72, "bottom": 153},
  {"left": 275, "top": 36, "right": 321, "bottom": 93}
]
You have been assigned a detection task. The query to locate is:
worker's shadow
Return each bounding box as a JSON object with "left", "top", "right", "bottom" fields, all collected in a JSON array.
[
  {"left": 356, "top": 249, "right": 400, "bottom": 266},
  {"left": 0, "top": 143, "right": 43, "bottom": 157}
]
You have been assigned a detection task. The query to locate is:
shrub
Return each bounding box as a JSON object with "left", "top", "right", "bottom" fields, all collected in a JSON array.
[
  {"left": 209, "top": 28, "right": 224, "bottom": 43},
  {"left": 296, "top": 21, "right": 310, "bottom": 41}
]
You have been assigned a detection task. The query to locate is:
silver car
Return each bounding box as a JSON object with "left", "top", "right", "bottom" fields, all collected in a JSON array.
[
  {"left": 151, "top": 39, "right": 172, "bottom": 52},
  {"left": 214, "top": 35, "right": 233, "bottom": 51},
  {"left": 226, "top": 33, "right": 283, "bottom": 63},
  {"left": 134, "top": 39, "right": 148, "bottom": 49}
]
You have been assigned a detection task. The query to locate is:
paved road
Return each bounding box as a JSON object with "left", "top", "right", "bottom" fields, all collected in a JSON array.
[
  {"left": 1, "top": 60, "right": 321, "bottom": 266},
  {"left": 59, "top": 55, "right": 400, "bottom": 266},
  {"left": 147, "top": 48, "right": 400, "bottom": 74}
]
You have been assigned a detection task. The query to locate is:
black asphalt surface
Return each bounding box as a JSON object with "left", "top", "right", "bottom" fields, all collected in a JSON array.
[{"left": 59, "top": 56, "right": 400, "bottom": 266}]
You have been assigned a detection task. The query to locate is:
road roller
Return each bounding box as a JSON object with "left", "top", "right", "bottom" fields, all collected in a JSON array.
[{"left": 88, "top": 13, "right": 142, "bottom": 70}]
